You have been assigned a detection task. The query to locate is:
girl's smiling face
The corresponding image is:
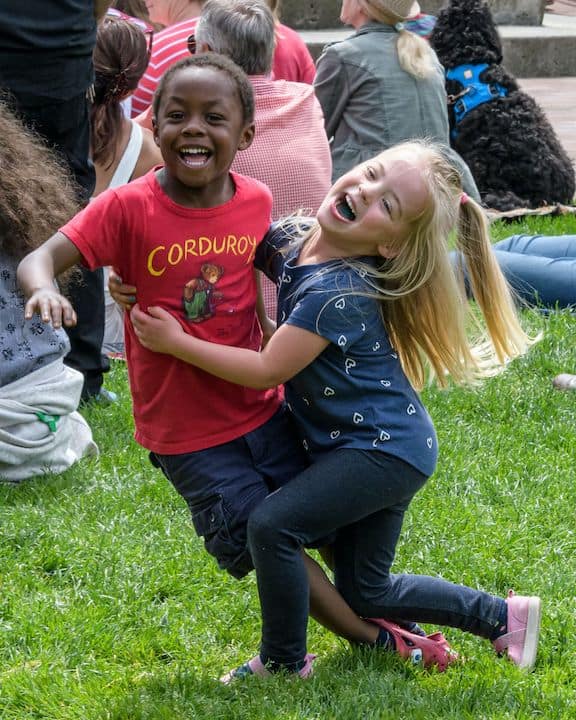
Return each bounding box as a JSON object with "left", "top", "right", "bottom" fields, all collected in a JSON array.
[
  {"left": 316, "top": 148, "right": 430, "bottom": 259},
  {"left": 153, "top": 66, "right": 254, "bottom": 208}
]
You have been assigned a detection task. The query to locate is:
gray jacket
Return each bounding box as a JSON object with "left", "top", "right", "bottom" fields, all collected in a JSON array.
[{"left": 314, "top": 21, "right": 480, "bottom": 200}]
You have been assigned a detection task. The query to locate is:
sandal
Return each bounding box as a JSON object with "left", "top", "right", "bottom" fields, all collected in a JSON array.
[{"left": 366, "top": 618, "right": 459, "bottom": 671}]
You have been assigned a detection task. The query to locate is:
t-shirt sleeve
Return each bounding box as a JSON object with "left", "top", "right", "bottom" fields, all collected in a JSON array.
[
  {"left": 254, "top": 222, "right": 287, "bottom": 283},
  {"left": 286, "top": 280, "right": 382, "bottom": 352},
  {"left": 254, "top": 218, "right": 315, "bottom": 284},
  {"left": 59, "top": 190, "right": 126, "bottom": 270}
]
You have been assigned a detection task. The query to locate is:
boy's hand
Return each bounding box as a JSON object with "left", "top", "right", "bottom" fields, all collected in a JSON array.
[
  {"left": 260, "top": 314, "right": 277, "bottom": 349},
  {"left": 24, "top": 287, "right": 77, "bottom": 329},
  {"left": 108, "top": 269, "right": 137, "bottom": 312},
  {"left": 131, "top": 303, "right": 183, "bottom": 354}
]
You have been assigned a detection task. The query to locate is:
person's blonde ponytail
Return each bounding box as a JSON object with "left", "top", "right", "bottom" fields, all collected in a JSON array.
[
  {"left": 358, "top": 0, "right": 436, "bottom": 78},
  {"left": 396, "top": 26, "right": 435, "bottom": 79}
]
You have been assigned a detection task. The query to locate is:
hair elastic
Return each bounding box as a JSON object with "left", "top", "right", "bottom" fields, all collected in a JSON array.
[
  {"left": 460, "top": 192, "right": 469, "bottom": 205},
  {"left": 394, "top": 21, "right": 405, "bottom": 32}
]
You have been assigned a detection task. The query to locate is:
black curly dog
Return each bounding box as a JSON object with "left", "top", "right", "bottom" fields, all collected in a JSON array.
[{"left": 430, "top": 0, "right": 575, "bottom": 211}]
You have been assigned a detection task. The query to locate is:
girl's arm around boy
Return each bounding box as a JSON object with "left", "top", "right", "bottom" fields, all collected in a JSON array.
[{"left": 131, "top": 302, "right": 328, "bottom": 391}]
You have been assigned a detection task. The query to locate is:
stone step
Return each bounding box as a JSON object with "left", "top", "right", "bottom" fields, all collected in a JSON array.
[
  {"left": 281, "top": 1, "right": 546, "bottom": 29},
  {"left": 298, "top": 12, "right": 576, "bottom": 77}
]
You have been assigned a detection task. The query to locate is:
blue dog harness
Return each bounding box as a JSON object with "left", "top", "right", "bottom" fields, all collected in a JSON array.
[{"left": 446, "top": 63, "right": 508, "bottom": 138}]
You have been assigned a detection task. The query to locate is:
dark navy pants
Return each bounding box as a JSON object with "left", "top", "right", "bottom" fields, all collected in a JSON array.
[{"left": 247, "top": 449, "right": 505, "bottom": 666}]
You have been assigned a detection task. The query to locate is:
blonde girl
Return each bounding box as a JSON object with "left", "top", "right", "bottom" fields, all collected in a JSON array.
[{"left": 131, "top": 141, "right": 539, "bottom": 680}]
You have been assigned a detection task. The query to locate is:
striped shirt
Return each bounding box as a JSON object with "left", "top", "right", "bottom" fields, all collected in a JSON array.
[{"left": 131, "top": 18, "right": 198, "bottom": 118}]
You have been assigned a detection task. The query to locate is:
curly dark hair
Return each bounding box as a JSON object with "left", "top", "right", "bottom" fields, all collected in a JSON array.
[{"left": 0, "top": 99, "right": 79, "bottom": 262}]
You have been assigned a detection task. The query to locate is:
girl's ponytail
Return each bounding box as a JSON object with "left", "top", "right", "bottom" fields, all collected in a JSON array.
[
  {"left": 456, "top": 197, "right": 533, "bottom": 362},
  {"left": 395, "top": 25, "right": 435, "bottom": 79},
  {"left": 357, "top": 0, "right": 436, "bottom": 79}
]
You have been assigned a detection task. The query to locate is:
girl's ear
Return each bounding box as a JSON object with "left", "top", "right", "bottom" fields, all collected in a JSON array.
[
  {"left": 237, "top": 123, "right": 255, "bottom": 152},
  {"left": 377, "top": 243, "right": 399, "bottom": 259}
]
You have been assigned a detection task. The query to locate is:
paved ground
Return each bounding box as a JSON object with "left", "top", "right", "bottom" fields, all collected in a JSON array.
[
  {"left": 520, "top": 6, "right": 576, "bottom": 165},
  {"left": 519, "top": 77, "right": 576, "bottom": 165},
  {"left": 547, "top": 0, "right": 576, "bottom": 16}
]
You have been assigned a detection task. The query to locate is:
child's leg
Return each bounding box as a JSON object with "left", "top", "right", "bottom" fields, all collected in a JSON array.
[
  {"left": 247, "top": 449, "right": 512, "bottom": 668},
  {"left": 150, "top": 439, "right": 274, "bottom": 580},
  {"left": 150, "top": 409, "right": 381, "bottom": 644},
  {"left": 494, "top": 233, "right": 576, "bottom": 258},
  {"left": 452, "top": 233, "right": 576, "bottom": 308},
  {"left": 304, "top": 552, "right": 378, "bottom": 644}
]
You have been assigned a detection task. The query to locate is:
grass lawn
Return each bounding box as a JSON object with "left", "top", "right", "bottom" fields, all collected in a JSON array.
[{"left": 1, "top": 216, "right": 576, "bottom": 719}]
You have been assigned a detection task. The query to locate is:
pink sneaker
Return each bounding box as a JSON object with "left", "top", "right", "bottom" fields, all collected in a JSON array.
[
  {"left": 493, "top": 590, "right": 541, "bottom": 670},
  {"left": 366, "top": 618, "right": 458, "bottom": 672},
  {"left": 220, "top": 653, "right": 316, "bottom": 684}
]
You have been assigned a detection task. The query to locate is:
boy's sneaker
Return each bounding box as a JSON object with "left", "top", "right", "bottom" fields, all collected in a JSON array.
[
  {"left": 492, "top": 590, "right": 541, "bottom": 670},
  {"left": 367, "top": 618, "right": 458, "bottom": 672},
  {"left": 220, "top": 653, "right": 316, "bottom": 684}
]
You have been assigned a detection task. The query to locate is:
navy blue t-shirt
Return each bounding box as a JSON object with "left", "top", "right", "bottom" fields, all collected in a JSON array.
[{"left": 255, "top": 221, "right": 438, "bottom": 477}]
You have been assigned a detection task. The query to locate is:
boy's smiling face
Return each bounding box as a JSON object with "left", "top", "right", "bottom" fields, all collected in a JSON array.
[{"left": 153, "top": 66, "right": 254, "bottom": 208}]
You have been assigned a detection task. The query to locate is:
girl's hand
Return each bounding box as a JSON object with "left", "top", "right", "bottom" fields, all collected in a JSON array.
[
  {"left": 108, "top": 269, "right": 137, "bottom": 312},
  {"left": 131, "top": 303, "right": 183, "bottom": 354},
  {"left": 24, "top": 288, "right": 77, "bottom": 329}
]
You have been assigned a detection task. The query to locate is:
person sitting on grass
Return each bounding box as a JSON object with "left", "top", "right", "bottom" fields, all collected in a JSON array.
[
  {"left": 0, "top": 103, "right": 97, "bottom": 482},
  {"left": 16, "top": 54, "right": 439, "bottom": 667},
  {"left": 128, "top": 140, "right": 542, "bottom": 680},
  {"left": 452, "top": 231, "right": 576, "bottom": 391}
]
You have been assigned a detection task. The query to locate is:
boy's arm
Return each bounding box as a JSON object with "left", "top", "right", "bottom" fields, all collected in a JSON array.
[
  {"left": 131, "top": 304, "right": 329, "bottom": 390},
  {"left": 17, "top": 232, "right": 83, "bottom": 328}
]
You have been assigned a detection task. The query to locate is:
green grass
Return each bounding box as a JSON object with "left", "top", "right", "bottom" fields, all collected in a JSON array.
[{"left": 1, "top": 217, "right": 576, "bottom": 719}]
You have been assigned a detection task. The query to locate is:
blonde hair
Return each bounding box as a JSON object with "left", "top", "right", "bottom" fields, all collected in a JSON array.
[
  {"left": 265, "top": 0, "right": 279, "bottom": 20},
  {"left": 300, "top": 141, "right": 534, "bottom": 390},
  {"left": 358, "top": 0, "right": 435, "bottom": 79}
]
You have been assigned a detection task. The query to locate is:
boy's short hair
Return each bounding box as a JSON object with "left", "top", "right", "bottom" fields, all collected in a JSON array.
[{"left": 152, "top": 52, "right": 255, "bottom": 126}]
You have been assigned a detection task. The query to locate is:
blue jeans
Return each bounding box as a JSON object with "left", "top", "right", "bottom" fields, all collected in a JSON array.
[
  {"left": 247, "top": 449, "right": 505, "bottom": 665},
  {"left": 454, "top": 234, "right": 576, "bottom": 308}
]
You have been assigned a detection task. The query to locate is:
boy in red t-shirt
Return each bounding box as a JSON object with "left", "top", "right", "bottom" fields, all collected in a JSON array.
[{"left": 18, "top": 54, "right": 390, "bottom": 655}]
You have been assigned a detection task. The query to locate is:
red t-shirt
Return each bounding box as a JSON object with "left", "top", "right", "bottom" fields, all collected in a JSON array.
[
  {"left": 272, "top": 23, "right": 316, "bottom": 84},
  {"left": 60, "top": 170, "right": 281, "bottom": 454},
  {"left": 131, "top": 17, "right": 198, "bottom": 118}
]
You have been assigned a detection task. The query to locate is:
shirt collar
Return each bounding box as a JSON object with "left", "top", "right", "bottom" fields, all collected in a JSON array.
[{"left": 354, "top": 21, "right": 396, "bottom": 37}]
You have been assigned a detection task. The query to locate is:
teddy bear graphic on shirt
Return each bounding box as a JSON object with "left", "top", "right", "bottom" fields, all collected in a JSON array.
[{"left": 183, "top": 263, "right": 224, "bottom": 323}]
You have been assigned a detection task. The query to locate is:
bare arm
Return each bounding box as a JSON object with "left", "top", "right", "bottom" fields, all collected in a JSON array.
[
  {"left": 17, "top": 232, "right": 83, "bottom": 328},
  {"left": 130, "top": 304, "right": 329, "bottom": 389},
  {"left": 255, "top": 269, "right": 276, "bottom": 348}
]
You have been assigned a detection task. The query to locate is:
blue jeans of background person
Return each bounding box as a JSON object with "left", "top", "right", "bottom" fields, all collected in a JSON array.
[
  {"left": 150, "top": 406, "right": 308, "bottom": 580},
  {"left": 454, "top": 234, "right": 576, "bottom": 308},
  {"left": 247, "top": 449, "right": 505, "bottom": 666}
]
